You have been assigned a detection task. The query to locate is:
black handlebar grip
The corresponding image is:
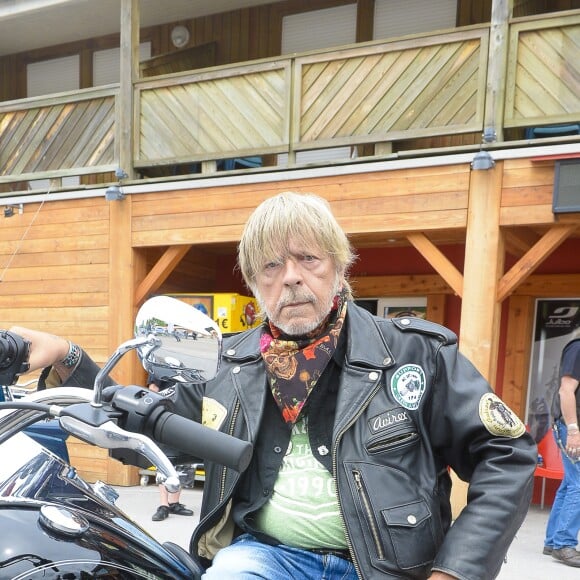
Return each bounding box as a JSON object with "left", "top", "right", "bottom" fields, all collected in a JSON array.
[{"left": 151, "top": 411, "right": 253, "bottom": 472}]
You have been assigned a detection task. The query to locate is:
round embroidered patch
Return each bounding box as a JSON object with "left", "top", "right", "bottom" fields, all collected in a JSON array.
[
  {"left": 479, "top": 393, "right": 526, "bottom": 438},
  {"left": 390, "top": 364, "right": 426, "bottom": 410}
]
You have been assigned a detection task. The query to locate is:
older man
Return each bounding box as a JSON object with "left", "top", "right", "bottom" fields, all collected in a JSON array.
[{"left": 13, "top": 192, "right": 536, "bottom": 579}]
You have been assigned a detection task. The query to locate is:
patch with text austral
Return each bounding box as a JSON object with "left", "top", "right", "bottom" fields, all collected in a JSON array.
[{"left": 368, "top": 407, "right": 412, "bottom": 435}]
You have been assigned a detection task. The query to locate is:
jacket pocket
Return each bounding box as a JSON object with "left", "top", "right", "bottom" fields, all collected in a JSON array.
[
  {"left": 345, "top": 464, "right": 442, "bottom": 575},
  {"left": 382, "top": 500, "right": 436, "bottom": 569}
]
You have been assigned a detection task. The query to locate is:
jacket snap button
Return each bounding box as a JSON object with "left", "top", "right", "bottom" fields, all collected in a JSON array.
[
  {"left": 407, "top": 515, "right": 417, "bottom": 525},
  {"left": 232, "top": 366, "right": 241, "bottom": 374},
  {"left": 274, "top": 446, "right": 282, "bottom": 453},
  {"left": 369, "top": 371, "right": 379, "bottom": 381},
  {"left": 226, "top": 349, "right": 236, "bottom": 356},
  {"left": 400, "top": 318, "right": 411, "bottom": 326}
]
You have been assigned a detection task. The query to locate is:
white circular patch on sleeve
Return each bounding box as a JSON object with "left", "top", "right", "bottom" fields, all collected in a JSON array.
[{"left": 479, "top": 393, "right": 526, "bottom": 438}]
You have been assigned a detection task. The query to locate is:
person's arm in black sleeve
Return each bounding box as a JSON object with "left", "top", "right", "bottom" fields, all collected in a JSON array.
[
  {"left": 9, "top": 326, "right": 114, "bottom": 390},
  {"left": 428, "top": 343, "right": 537, "bottom": 580}
]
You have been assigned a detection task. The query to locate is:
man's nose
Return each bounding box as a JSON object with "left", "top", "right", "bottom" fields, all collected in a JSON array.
[{"left": 282, "top": 258, "right": 302, "bottom": 285}]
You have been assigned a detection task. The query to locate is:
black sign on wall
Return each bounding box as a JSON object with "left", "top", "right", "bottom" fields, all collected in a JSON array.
[{"left": 553, "top": 159, "right": 580, "bottom": 213}]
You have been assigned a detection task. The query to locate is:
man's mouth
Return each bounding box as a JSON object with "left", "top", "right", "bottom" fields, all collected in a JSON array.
[{"left": 284, "top": 301, "right": 309, "bottom": 308}]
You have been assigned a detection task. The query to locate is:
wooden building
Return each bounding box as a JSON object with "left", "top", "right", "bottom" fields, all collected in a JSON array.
[{"left": 1, "top": 0, "right": 579, "bottom": 495}]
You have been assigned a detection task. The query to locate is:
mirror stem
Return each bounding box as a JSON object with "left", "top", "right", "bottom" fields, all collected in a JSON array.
[{"left": 92, "top": 336, "right": 155, "bottom": 407}]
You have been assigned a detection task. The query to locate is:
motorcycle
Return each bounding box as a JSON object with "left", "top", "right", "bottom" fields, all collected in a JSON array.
[{"left": 0, "top": 296, "right": 253, "bottom": 579}]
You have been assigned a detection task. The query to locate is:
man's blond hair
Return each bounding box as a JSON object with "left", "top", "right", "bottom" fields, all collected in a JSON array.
[{"left": 238, "top": 192, "right": 355, "bottom": 296}]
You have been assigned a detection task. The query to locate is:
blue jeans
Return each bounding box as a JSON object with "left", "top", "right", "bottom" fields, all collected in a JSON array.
[
  {"left": 544, "top": 422, "right": 580, "bottom": 549},
  {"left": 201, "top": 534, "right": 358, "bottom": 579}
]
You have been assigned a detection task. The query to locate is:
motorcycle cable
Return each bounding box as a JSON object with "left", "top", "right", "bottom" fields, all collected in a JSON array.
[{"left": 0, "top": 401, "right": 52, "bottom": 416}]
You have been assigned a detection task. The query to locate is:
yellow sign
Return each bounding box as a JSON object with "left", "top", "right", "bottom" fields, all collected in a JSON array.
[{"left": 168, "top": 293, "right": 259, "bottom": 333}]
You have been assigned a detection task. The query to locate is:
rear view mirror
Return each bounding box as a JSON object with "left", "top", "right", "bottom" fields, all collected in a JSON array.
[{"left": 135, "top": 296, "right": 222, "bottom": 384}]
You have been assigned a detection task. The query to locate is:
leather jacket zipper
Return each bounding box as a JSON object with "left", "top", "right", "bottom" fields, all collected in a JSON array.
[
  {"left": 353, "top": 469, "right": 385, "bottom": 559},
  {"left": 332, "top": 375, "right": 383, "bottom": 578},
  {"left": 218, "top": 398, "right": 241, "bottom": 503}
]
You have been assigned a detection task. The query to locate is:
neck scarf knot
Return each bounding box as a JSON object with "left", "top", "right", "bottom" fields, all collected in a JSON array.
[{"left": 260, "top": 290, "right": 347, "bottom": 424}]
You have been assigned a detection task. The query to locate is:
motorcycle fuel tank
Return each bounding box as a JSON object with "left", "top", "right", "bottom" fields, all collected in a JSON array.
[{"left": 0, "top": 432, "right": 191, "bottom": 579}]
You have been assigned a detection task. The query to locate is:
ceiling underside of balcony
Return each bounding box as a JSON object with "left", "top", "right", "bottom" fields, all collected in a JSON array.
[{"left": 0, "top": 0, "right": 272, "bottom": 56}]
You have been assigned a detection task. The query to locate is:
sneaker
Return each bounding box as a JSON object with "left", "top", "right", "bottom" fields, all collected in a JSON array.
[
  {"left": 152, "top": 505, "right": 170, "bottom": 521},
  {"left": 169, "top": 502, "right": 193, "bottom": 516},
  {"left": 552, "top": 547, "right": 580, "bottom": 567},
  {"left": 543, "top": 546, "right": 553, "bottom": 555}
]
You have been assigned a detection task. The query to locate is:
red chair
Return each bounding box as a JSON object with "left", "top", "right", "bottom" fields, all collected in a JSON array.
[{"left": 535, "top": 430, "right": 565, "bottom": 509}]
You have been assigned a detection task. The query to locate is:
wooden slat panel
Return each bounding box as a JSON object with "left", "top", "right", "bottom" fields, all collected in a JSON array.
[
  {"left": 0, "top": 292, "right": 108, "bottom": 308},
  {"left": 0, "top": 93, "right": 116, "bottom": 177},
  {"left": 136, "top": 62, "right": 290, "bottom": 164},
  {"left": 130, "top": 164, "right": 470, "bottom": 247},
  {"left": 294, "top": 29, "right": 488, "bottom": 148},
  {"left": 0, "top": 195, "right": 111, "bottom": 370},
  {"left": 499, "top": 204, "right": 556, "bottom": 225},
  {"left": 504, "top": 15, "right": 580, "bottom": 126}
]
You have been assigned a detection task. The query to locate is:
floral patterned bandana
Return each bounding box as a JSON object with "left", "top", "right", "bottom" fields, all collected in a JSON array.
[{"left": 260, "top": 289, "right": 348, "bottom": 424}]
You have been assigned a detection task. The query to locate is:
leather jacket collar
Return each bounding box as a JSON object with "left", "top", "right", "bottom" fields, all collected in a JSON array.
[{"left": 222, "top": 301, "right": 396, "bottom": 371}]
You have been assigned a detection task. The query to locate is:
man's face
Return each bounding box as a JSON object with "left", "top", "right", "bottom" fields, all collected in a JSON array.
[{"left": 254, "top": 241, "right": 342, "bottom": 336}]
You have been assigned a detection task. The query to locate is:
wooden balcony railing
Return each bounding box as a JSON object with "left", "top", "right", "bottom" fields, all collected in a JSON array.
[
  {"left": 504, "top": 12, "right": 580, "bottom": 129},
  {"left": 0, "top": 87, "right": 117, "bottom": 188},
  {"left": 1, "top": 12, "right": 579, "bottom": 194}
]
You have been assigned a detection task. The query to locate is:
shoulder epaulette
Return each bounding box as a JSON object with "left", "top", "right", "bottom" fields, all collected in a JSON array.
[{"left": 390, "top": 316, "right": 457, "bottom": 345}]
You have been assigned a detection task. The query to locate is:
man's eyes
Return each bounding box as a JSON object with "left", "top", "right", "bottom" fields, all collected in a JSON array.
[{"left": 262, "top": 254, "right": 319, "bottom": 270}]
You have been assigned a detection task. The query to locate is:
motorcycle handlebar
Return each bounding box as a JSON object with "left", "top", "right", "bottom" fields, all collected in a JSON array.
[{"left": 148, "top": 410, "right": 253, "bottom": 473}]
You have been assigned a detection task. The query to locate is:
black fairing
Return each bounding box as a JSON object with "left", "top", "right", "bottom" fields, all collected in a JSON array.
[{"left": 0, "top": 432, "right": 192, "bottom": 579}]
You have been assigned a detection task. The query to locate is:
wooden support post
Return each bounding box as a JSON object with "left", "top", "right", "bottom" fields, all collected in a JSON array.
[
  {"left": 461, "top": 159, "right": 504, "bottom": 383},
  {"left": 109, "top": 0, "right": 142, "bottom": 384},
  {"left": 108, "top": 196, "right": 136, "bottom": 386},
  {"left": 452, "top": 157, "right": 504, "bottom": 519},
  {"left": 483, "top": 0, "right": 512, "bottom": 143},
  {"left": 119, "top": 0, "right": 139, "bottom": 179},
  {"left": 106, "top": 194, "right": 140, "bottom": 486}
]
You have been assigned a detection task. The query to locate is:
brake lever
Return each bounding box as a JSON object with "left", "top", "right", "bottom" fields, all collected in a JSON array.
[{"left": 59, "top": 409, "right": 181, "bottom": 492}]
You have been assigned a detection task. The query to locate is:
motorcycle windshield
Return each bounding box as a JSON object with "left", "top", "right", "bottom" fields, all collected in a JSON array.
[{"left": 0, "top": 432, "right": 77, "bottom": 500}]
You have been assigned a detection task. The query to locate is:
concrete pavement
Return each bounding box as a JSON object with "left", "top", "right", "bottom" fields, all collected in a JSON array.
[{"left": 114, "top": 484, "right": 579, "bottom": 579}]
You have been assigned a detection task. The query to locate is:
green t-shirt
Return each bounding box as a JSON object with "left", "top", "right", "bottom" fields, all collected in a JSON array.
[{"left": 253, "top": 417, "right": 347, "bottom": 549}]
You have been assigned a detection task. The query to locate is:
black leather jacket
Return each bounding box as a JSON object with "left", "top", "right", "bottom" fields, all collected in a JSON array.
[{"left": 191, "top": 303, "right": 537, "bottom": 580}]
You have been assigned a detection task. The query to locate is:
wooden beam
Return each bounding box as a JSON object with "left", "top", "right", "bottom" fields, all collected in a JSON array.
[
  {"left": 426, "top": 294, "right": 446, "bottom": 325},
  {"left": 503, "top": 227, "right": 540, "bottom": 258},
  {"left": 108, "top": 196, "right": 134, "bottom": 384},
  {"left": 484, "top": 0, "right": 511, "bottom": 142},
  {"left": 351, "top": 272, "right": 580, "bottom": 300},
  {"left": 134, "top": 244, "right": 192, "bottom": 305},
  {"left": 512, "top": 273, "right": 580, "bottom": 296},
  {"left": 351, "top": 274, "right": 452, "bottom": 297},
  {"left": 119, "top": 0, "right": 139, "bottom": 179},
  {"left": 497, "top": 224, "right": 577, "bottom": 302},
  {"left": 460, "top": 161, "right": 504, "bottom": 382},
  {"left": 406, "top": 233, "right": 464, "bottom": 297}
]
